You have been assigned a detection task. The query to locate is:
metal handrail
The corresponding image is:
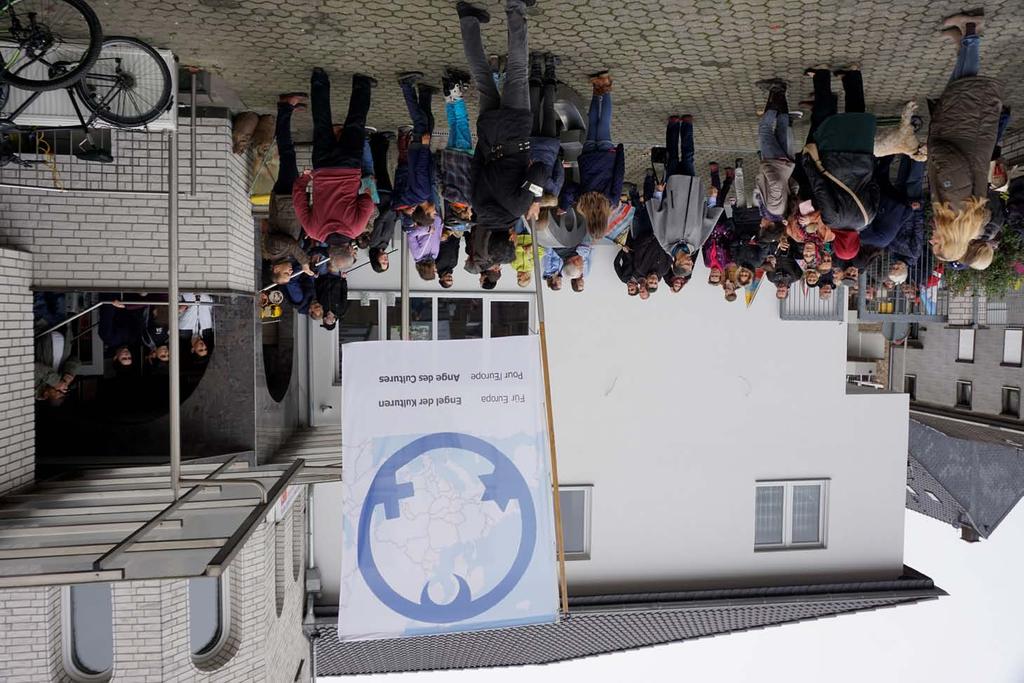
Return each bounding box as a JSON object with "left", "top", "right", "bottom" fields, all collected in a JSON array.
[
  {"left": 178, "top": 477, "right": 268, "bottom": 504},
  {"left": 34, "top": 299, "right": 223, "bottom": 339},
  {"left": 92, "top": 457, "right": 238, "bottom": 570}
]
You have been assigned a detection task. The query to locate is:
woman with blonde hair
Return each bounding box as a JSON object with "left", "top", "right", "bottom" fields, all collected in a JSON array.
[
  {"left": 928, "top": 10, "right": 1003, "bottom": 261},
  {"left": 569, "top": 69, "right": 624, "bottom": 240}
]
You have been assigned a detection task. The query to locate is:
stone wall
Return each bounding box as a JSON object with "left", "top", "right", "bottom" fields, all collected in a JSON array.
[
  {"left": 0, "top": 248, "right": 35, "bottom": 495},
  {"left": 0, "top": 490, "right": 310, "bottom": 682},
  {"left": 0, "top": 117, "right": 255, "bottom": 293}
]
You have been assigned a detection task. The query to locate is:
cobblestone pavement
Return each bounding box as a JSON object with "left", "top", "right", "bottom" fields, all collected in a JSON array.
[{"left": 97, "top": 0, "right": 1024, "bottom": 182}]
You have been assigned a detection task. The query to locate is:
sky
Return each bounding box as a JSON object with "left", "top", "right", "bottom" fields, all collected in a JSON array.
[{"left": 331, "top": 505, "right": 1024, "bottom": 683}]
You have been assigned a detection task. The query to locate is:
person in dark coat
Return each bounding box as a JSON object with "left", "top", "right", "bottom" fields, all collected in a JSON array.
[
  {"left": 458, "top": 1, "right": 546, "bottom": 232},
  {"left": 464, "top": 227, "right": 514, "bottom": 289},
  {"left": 395, "top": 72, "right": 439, "bottom": 227},
  {"left": 365, "top": 131, "right": 398, "bottom": 273},
  {"left": 529, "top": 52, "right": 565, "bottom": 205},
  {"left": 614, "top": 229, "right": 670, "bottom": 296},
  {"left": 314, "top": 274, "right": 349, "bottom": 331},
  {"left": 99, "top": 297, "right": 145, "bottom": 367},
  {"left": 436, "top": 231, "right": 462, "bottom": 289},
  {"left": 799, "top": 67, "right": 879, "bottom": 232},
  {"left": 859, "top": 154, "right": 924, "bottom": 251},
  {"left": 928, "top": 12, "right": 1003, "bottom": 262}
]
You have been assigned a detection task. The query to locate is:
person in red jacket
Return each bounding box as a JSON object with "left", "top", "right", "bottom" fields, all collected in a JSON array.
[{"left": 293, "top": 68, "right": 379, "bottom": 243}]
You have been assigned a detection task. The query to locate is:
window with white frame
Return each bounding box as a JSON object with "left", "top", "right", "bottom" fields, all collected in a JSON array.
[
  {"left": 957, "top": 329, "right": 975, "bottom": 362},
  {"left": 754, "top": 480, "right": 828, "bottom": 550},
  {"left": 1003, "top": 329, "right": 1023, "bottom": 366},
  {"left": 189, "top": 572, "right": 231, "bottom": 663},
  {"left": 62, "top": 583, "right": 113, "bottom": 682},
  {"left": 558, "top": 485, "right": 592, "bottom": 560},
  {"left": 347, "top": 293, "right": 534, "bottom": 342}
]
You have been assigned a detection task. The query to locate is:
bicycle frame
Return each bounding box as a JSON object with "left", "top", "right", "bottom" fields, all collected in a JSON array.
[{"left": 0, "top": 82, "right": 103, "bottom": 133}]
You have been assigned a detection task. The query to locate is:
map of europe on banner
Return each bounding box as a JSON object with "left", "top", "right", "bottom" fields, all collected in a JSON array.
[{"left": 339, "top": 336, "right": 559, "bottom": 641}]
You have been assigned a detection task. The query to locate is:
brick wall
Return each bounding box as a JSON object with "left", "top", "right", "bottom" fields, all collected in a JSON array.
[
  {"left": 0, "top": 490, "right": 310, "bottom": 683},
  {"left": 0, "top": 248, "right": 35, "bottom": 495},
  {"left": 1001, "top": 127, "right": 1024, "bottom": 166},
  {"left": 0, "top": 118, "right": 254, "bottom": 293},
  {"left": 946, "top": 291, "right": 986, "bottom": 326}
]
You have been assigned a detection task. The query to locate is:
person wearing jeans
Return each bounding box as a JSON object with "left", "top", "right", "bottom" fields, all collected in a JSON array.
[
  {"left": 458, "top": 0, "right": 547, "bottom": 231},
  {"left": 529, "top": 52, "right": 564, "bottom": 203},
  {"left": 572, "top": 69, "right": 624, "bottom": 239},
  {"left": 293, "top": 68, "right": 379, "bottom": 243},
  {"left": 665, "top": 115, "right": 695, "bottom": 178},
  {"left": 396, "top": 72, "right": 439, "bottom": 227},
  {"left": 927, "top": 10, "right": 1003, "bottom": 262},
  {"left": 439, "top": 68, "right": 474, "bottom": 231}
]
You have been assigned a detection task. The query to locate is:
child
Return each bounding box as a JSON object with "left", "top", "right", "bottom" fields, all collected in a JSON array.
[
  {"left": 512, "top": 230, "right": 544, "bottom": 288},
  {"left": 396, "top": 72, "right": 439, "bottom": 227}
]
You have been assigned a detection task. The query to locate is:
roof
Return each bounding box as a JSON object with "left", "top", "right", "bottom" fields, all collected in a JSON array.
[
  {"left": 907, "top": 416, "right": 1024, "bottom": 538},
  {"left": 312, "top": 575, "right": 943, "bottom": 675}
]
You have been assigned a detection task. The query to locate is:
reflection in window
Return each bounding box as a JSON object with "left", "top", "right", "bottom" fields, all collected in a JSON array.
[
  {"left": 65, "top": 583, "right": 113, "bottom": 679},
  {"left": 387, "top": 297, "right": 432, "bottom": 340},
  {"left": 438, "top": 298, "right": 483, "bottom": 340},
  {"left": 339, "top": 299, "right": 380, "bottom": 345},
  {"left": 491, "top": 301, "right": 530, "bottom": 337},
  {"left": 189, "top": 574, "right": 229, "bottom": 661}
]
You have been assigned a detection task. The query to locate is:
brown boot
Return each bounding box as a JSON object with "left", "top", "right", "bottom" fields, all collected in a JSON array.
[
  {"left": 588, "top": 70, "right": 612, "bottom": 96},
  {"left": 251, "top": 114, "right": 276, "bottom": 156},
  {"left": 232, "top": 111, "right": 259, "bottom": 154},
  {"left": 943, "top": 10, "right": 984, "bottom": 36}
]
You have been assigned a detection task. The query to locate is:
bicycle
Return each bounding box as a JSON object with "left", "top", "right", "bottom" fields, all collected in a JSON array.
[
  {"left": 0, "top": 35, "right": 172, "bottom": 137},
  {"left": 0, "top": 0, "right": 103, "bottom": 91}
]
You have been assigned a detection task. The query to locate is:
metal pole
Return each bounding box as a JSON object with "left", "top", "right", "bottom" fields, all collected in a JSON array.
[
  {"left": 189, "top": 69, "right": 198, "bottom": 198},
  {"left": 168, "top": 130, "right": 181, "bottom": 500},
  {"left": 529, "top": 221, "right": 569, "bottom": 615},
  {"left": 33, "top": 302, "right": 103, "bottom": 339},
  {"left": 400, "top": 227, "right": 410, "bottom": 340}
]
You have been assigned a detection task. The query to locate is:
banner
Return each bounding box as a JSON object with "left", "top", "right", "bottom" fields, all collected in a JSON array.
[{"left": 339, "top": 336, "right": 558, "bottom": 641}]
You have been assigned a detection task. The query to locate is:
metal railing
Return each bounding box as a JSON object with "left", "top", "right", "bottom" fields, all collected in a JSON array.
[
  {"left": 986, "top": 291, "right": 1024, "bottom": 326},
  {"left": 857, "top": 247, "right": 949, "bottom": 323},
  {"left": 34, "top": 298, "right": 221, "bottom": 339},
  {"left": 779, "top": 284, "right": 846, "bottom": 322}
]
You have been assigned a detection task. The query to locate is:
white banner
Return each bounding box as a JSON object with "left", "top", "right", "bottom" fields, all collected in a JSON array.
[{"left": 338, "top": 336, "right": 558, "bottom": 641}]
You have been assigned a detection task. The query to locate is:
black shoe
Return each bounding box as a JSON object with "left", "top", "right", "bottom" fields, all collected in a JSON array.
[
  {"left": 398, "top": 71, "right": 424, "bottom": 86},
  {"left": 529, "top": 51, "right": 544, "bottom": 82},
  {"left": 544, "top": 52, "right": 560, "bottom": 82},
  {"left": 355, "top": 73, "right": 378, "bottom": 87},
  {"left": 444, "top": 67, "right": 471, "bottom": 90},
  {"left": 755, "top": 78, "right": 787, "bottom": 92},
  {"left": 457, "top": 1, "right": 490, "bottom": 22},
  {"left": 521, "top": 0, "right": 537, "bottom": 6},
  {"left": 311, "top": 67, "right": 328, "bottom": 82}
]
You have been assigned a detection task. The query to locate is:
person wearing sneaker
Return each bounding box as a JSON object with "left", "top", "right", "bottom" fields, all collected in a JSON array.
[
  {"left": 365, "top": 131, "right": 398, "bottom": 273},
  {"left": 293, "top": 68, "right": 378, "bottom": 244},
  {"left": 457, "top": 0, "right": 548, "bottom": 232},
  {"left": 928, "top": 9, "right": 1004, "bottom": 262},
  {"left": 799, "top": 65, "right": 879, "bottom": 233},
  {"left": 568, "top": 69, "right": 624, "bottom": 240},
  {"left": 528, "top": 52, "right": 565, "bottom": 209},
  {"left": 396, "top": 72, "right": 440, "bottom": 228},
  {"left": 754, "top": 79, "right": 797, "bottom": 226},
  {"left": 438, "top": 67, "right": 475, "bottom": 231},
  {"left": 648, "top": 114, "right": 724, "bottom": 282}
]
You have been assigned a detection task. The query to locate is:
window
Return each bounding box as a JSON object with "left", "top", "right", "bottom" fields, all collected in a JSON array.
[
  {"left": 437, "top": 298, "right": 483, "bottom": 339},
  {"left": 1003, "top": 387, "right": 1021, "bottom": 418},
  {"left": 956, "top": 381, "right": 972, "bottom": 409},
  {"left": 491, "top": 301, "right": 531, "bottom": 337},
  {"left": 1003, "top": 329, "right": 1023, "bottom": 366},
  {"left": 903, "top": 374, "right": 916, "bottom": 400},
  {"left": 387, "top": 297, "right": 433, "bottom": 340},
  {"left": 339, "top": 299, "right": 380, "bottom": 345},
  {"left": 558, "top": 486, "right": 592, "bottom": 560},
  {"left": 924, "top": 490, "right": 940, "bottom": 503},
  {"left": 63, "top": 583, "right": 113, "bottom": 681},
  {"left": 189, "top": 573, "right": 231, "bottom": 662},
  {"left": 754, "top": 480, "right": 828, "bottom": 550},
  {"left": 906, "top": 485, "right": 918, "bottom": 497},
  {"left": 957, "top": 329, "right": 975, "bottom": 362}
]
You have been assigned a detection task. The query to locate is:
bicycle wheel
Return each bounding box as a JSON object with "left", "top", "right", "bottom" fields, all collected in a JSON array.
[
  {"left": 0, "top": 0, "right": 102, "bottom": 91},
  {"left": 75, "top": 36, "right": 171, "bottom": 127}
]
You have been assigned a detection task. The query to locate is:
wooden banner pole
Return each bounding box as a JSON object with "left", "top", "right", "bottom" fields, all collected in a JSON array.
[{"left": 529, "top": 219, "right": 570, "bottom": 615}]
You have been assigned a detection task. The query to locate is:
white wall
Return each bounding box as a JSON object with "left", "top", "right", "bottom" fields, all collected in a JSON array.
[{"left": 314, "top": 245, "right": 909, "bottom": 602}]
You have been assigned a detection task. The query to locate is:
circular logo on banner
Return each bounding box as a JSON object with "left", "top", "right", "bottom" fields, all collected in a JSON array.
[{"left": 356, "top": 432, "right": 536, "bottom": 623}]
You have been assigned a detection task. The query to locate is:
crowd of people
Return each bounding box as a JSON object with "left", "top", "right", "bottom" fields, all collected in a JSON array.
[
  {"left": 258, "top": 3, "right": 1023, "bottom": 325},
  {"left": 33, "top": 292, "right": 216, "bottom": 406}
]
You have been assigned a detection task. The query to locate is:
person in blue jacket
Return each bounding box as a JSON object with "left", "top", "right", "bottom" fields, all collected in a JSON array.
[{"left": 395, "top": 71, "right": 439, "bottom": 228}]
